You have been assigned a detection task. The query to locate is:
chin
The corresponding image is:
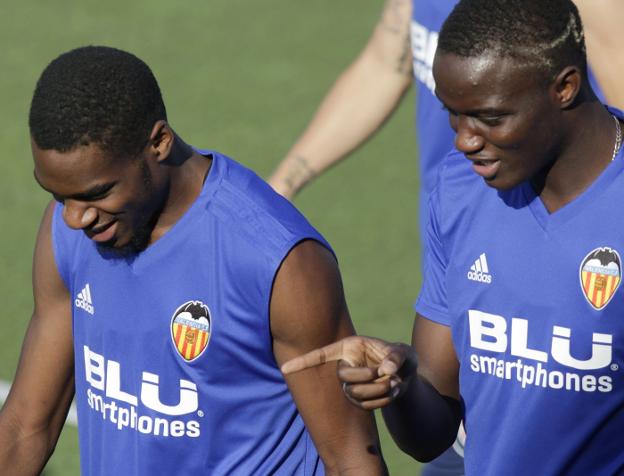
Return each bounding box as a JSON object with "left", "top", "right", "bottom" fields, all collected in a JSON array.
[
  {"left": 96, "top": 230, "right": 150, "bottom": 258},
  {"left": 483, "top": 175, "right": 521, "bottom": 191}
]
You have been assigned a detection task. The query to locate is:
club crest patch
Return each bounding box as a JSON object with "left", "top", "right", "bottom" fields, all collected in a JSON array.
[
  {"left": 579, "top": 247, "right": 621, "bottom": 311},
  {"left": 171, "top": 301, "right": 212, "bottom": 361}
]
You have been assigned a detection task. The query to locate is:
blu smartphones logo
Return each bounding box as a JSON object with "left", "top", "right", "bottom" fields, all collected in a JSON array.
[
  {"left": 468, "top": 310, "right": 612, "bottom": 370},
  {"left": 83, "top": 346, "right": 201, "bottom": 437}
]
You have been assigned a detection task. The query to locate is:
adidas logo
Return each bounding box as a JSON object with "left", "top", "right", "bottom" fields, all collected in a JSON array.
[
  {"left": 467, "top": 253, "right": 492, "bottom": 284},
  {"left": 75, "top": 283, "right": 95, "bottom": 315}
]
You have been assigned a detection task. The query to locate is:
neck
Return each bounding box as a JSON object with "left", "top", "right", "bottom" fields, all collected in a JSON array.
[
  {"left": 531, "top": 101, "right": 618, "bottom": 213},
  {"left": 150, "top": 134, "right": 212, "bottom": 242}
]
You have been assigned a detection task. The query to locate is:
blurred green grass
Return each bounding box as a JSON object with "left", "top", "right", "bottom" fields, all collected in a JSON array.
[{"left": 1, "top": 1, "right": 421, "bottom": 474}]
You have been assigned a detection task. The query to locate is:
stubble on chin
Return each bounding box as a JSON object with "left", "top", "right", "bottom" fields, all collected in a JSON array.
[{"left": 95, "top": 218, "right": 155, "bottom": 258}]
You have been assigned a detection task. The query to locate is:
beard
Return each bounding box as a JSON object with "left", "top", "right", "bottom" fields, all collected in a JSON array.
[
  {"left": 96, "top": 160, "right": 169, "bottom": 258},
  {"left": 96, "top": 217, "right": 154, "bottom": 257}
]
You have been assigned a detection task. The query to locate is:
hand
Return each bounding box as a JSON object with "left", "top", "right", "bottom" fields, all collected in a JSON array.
[{"left": 281, "top": 336, "right": 417, "bottom": 410}]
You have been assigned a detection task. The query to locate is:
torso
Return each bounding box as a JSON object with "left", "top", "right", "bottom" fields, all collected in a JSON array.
[
  {"left": 417, "top": 131, "right": 624, "bottom": 474},
  {"left": 53, "top": 152, "right": 327, "bottom": 475}
]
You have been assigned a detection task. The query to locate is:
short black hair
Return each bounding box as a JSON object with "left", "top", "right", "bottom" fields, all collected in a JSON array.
[
  {"left": 29, "top": 46, "right": 167, "bottom": 157},
  {"left": 438, "top": 0, "right": 587, "bottom": 80}
]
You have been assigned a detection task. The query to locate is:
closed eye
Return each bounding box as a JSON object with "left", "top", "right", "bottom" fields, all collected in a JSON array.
[
  {"left": 71, "top": 183, "right": 115, "bottom": 201},
  {"left": 477, "top": 114, "right": 507, "bottom": 127},
  {"left": 54, "top": 183, "right": 116, "bottom": 203}
]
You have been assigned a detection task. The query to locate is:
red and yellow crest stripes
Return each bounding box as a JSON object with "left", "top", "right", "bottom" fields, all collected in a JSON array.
[
  {"left": 170, "top": 301, "right": 212, "bottom": 361},
  {"left": 579, "top": 247, "right": 622, "bottom": 311}
]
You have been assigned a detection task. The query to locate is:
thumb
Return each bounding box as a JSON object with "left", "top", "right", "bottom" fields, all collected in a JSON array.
[{"left": 377, "top": 354, "right": 403, "bottom": 377}]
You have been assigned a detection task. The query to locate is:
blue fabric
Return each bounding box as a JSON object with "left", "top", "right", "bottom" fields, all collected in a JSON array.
[
  {"left": 52, "top": 152, "right": 327, "bottom": 475},
  {"left": 421, "top": 446, "right": 465, "bottom": 476},
  {"left": 415, "top": 108, "right": 624, "bottom": 475},
  {"left": 411, "top": 0, "right": 460, "bottom": 235}
]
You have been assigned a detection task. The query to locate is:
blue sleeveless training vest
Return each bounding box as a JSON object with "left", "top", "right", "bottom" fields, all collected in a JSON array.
[{"left": 52, "top": 151, "right": 328, "bottom": 475}]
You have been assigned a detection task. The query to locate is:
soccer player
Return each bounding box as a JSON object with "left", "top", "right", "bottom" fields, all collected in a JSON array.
[
  {"left": 281, "top": 0, "right": 624, "bottom": 474},
  {"left": 0, "top": 46, "right": 387, "bottom": 475},
  {"left": 269, "top": 1, "right": 622, "bottom": 474},
  {"left": 267, "top": 0, "right": 621, "bottom": 235}
]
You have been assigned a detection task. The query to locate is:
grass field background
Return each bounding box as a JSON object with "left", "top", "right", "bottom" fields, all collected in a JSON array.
[{"left": 0, "top": 1, "right": 423, "bottom": 474}]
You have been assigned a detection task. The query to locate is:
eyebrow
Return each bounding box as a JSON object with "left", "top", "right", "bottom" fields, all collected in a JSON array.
[
  {"left": 440, "top": 102, "right": 508, "bottom": 117},
  {"left": 33, "top": 171, "right": 115, "bottom": 201},
  {"left": 435, "top": 91, "right": 510, "bottom": 117}
]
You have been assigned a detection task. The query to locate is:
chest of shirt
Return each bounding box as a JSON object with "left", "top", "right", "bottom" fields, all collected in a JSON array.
[{"left": 442, "top": 191, "right": 624, "bottom": 383}]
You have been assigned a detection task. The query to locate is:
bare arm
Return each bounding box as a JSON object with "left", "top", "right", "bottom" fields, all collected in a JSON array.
[
  {"left": 271, "top": 240, "right": 387, "bottom": 475},
  {"left": 0, "top": 202, "right": 75, "bottom": 475},
  {"left": 281, "top": 314, "right": 461, "bottom": 463},
  {"left": 574, "top": 0, "right": 624, "bottom": 108},
  {"left": 268, "top": 0, "right": 413, "bottom": 199}
]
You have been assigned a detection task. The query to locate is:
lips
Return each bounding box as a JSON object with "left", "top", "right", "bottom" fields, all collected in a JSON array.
[
  {"left": 468, "top": 157, "right": 501, "bottom": 180},
  {"left": 88, "top": 221, "right": 118, "bottom": 243}
]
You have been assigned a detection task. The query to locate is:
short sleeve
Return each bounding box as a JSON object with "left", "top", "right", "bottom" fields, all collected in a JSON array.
[{"left": 414, "top": 184, "right": 450, "bottom": 325}]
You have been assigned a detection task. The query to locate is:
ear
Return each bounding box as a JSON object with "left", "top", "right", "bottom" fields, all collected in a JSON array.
[
  {"left": 147, "top": 120, "right": 174, "bottom": 163},
  {"left": 552, "top": 66, "right": 582, "bottom": 109}
]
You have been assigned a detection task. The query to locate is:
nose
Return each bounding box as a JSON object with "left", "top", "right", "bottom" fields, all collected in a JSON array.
[
  {"left": 454, "top": 116, "right": 485, "bottom": 154},
  {"left": 62, "top": 200, "right": 98, "bottom": 230}
]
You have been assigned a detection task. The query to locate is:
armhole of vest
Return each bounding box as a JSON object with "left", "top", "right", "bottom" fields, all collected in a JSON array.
[
  {"left": 51, "top": 204, "right": 71, "bottom": 290},
  {"left": 266, "top": 237, "right": 334, "bottom": 361}
]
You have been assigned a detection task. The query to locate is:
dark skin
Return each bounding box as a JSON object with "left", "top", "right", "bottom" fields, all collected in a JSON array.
[
  {"left": 282, "top": 50, "right": 618, "bottom": 461},
  {"left": 0, "top": 122, "right": 387, "bottom": 475},
  {"left": 271, "top": 240, "right": 387, "bottom": 473},
  {"left": 433, "top": 52, "right": 619, "bottom": 213},
  {"left": 31, "top": 121, "right": 208, "bottom": 253},
  {"left": 281, "top": 315, "right": 461, "bottom": 462}
]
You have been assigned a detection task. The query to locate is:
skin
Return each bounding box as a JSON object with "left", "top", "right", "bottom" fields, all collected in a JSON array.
[
  {"left": 282, "top": 49, "right": 618, "bottom": 461},
  {"left": 433, "top": 51, "right": 619, "bottom": 213},
  {"left": 434, "top": 54, "right": 565, "bottom": 191},
  {"left": 268, "top": 0, "right": 623, "bottom": 202},
  {"left": 271, "top": 240, "right": 387, "bottom": 474},
  {"left": 573, "top": 0, "right": 624, "bottom": 109},
  {"left": 0, "top": 122, "right": 387, "bottom": 474},
  {"left": 268, "top": 0, "right": 413, "bottom": 199},
  {"left": 32, "top": 121, "right": 209, "bottom": 254}
]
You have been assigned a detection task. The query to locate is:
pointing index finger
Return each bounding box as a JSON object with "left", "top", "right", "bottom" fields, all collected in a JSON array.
[{"left": 281, "top": 341, "right": 346, "bottom": 374}]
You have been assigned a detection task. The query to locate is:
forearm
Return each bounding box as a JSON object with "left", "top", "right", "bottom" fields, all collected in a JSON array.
[
  {"left": 382, "top": 373, "right": 461, "bottom": 462},
  {"left": 0, "top": 205, "right": 75, "bottom": 474},
  {"left": 269, "top": 53, "right": 411, "bottom": 198},
  {"left": 314, "top": 399, "right": 388, "bottom": 476},
  {"left": 0, "top": 409, "right": 63, "bottom": 475}
]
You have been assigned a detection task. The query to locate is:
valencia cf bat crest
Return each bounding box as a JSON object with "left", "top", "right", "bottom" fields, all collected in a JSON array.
[
  {"left": 579, "top": 247, "right": 621, "bottom": 311},
  {"left": 171, "top": 300, "right": 212, "bottom": 361}
]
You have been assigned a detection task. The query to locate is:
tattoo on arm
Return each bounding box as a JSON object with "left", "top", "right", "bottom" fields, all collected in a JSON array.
[
  {"left": 379, "top": 0, "right": 413, "bottom": 75},
  {"left": 284, "top": 155, "right": 315, "bottom": 193},
  {"left": 396, "top": 31, "right": 412, "bottom": 75}
]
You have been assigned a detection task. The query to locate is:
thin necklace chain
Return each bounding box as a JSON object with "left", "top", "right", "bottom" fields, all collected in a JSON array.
[{"left": 612, "top": 115, "right": 622, "bottom": 161}]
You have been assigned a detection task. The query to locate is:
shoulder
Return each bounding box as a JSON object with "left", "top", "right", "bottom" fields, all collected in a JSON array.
[{"left": 204, "top": 151, "right": 331, "bottom": 269}]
